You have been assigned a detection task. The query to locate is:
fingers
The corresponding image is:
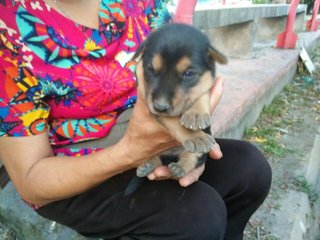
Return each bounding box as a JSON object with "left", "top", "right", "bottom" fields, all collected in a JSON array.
[
  {"left": 147, "top": 166, "right": 171, "bottom": 180},
  {"left": 209, "top": 76, "right": 224, "bottom": 114},
  {"left": 208, "top": 142, "right": 223, "bottom": 160},
  {"left": 178, "top": 143, "right": 223, "bottom": 187},
  {"left": 179, "top": 165, "right": 205, "bottom": 187},
  {"left": 147, "top": 144, "right": 222, "bottom": 186},
  {"left": 148, "top": 164, "right": 205, "bottom": 187},
  {"left": 208, "top": 77, "right": 224, "bottom": 160}
]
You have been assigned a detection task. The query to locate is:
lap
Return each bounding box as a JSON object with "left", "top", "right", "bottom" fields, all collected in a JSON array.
[
  {"left": 202, "top": 138, "right": 271, "bottom": 198},
  {"left": 37, "top": 170, "right": 227, "bottom": 239},
  {"left": 36, "top": 138, "right": 271, "bottom": 239}
]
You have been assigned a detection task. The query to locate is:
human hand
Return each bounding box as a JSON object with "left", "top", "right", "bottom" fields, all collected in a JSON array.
[
  {"left": 208, "top": 76, "right": 224, "bottom": 160},
  {"left": 147, "top": 76, "right": 225, "bottom": 186},
  {"left": 121, "top": 88, "right": 180, "bottom": 167},
  {"left": 147, "top": 164, "right": 205, "bottom": 187}
]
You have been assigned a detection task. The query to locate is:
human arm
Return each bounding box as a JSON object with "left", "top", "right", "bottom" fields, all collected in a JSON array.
[{"left": 0, "top": 93, "right": 179, "bottom": 207}]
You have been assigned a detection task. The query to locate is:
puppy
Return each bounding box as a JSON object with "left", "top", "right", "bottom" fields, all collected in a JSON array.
[{"left": 133, "top": 23, "right": 227, "bottom": 178}]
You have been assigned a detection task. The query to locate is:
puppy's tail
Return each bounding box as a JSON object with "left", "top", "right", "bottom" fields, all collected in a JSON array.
[{"left": 123, "top": 176, "right": 147, "bottom": 196}]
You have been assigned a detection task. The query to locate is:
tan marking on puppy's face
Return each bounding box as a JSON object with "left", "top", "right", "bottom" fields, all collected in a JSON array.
[
  {"left": 165, "top": 56, "right": 194, "bottom": 116},
  {"left": 143, "top": 55, "right": 192, "bottom": 116},
  {"left": 170, "top": 87, "right": 187, "bottom": 116},
  {"left": 152, "top": 54, "right": 164, "bottom": 72},
  {"left": 187, "top": 71, "right": 215, "bottom": 104},
  {"left": 135, "top": 60, "right": 147, "bottom": 99},
  {"left": 137, "top": 54, "right": 214, "bottom": 117},
  {"left": 176, "top": 56, "right": 191, "bottom": 73},
  {"left": 169, "top": 70, "right": 214, "bottom": 116},
  {"left": 136, "top": 59, "right": 159, "bottom": 113}
]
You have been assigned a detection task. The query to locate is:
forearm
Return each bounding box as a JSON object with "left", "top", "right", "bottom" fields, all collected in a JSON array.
[
  {"left": 19, "top": 139, "right": 135, "bottom": 206},
  {"left": 1, "top": 94, "right": 179, "bottom": 207}
]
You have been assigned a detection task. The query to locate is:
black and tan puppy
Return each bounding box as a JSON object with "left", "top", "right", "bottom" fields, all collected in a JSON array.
[{"left": 134, "top": 23, "right": 227, "bottom": 178}]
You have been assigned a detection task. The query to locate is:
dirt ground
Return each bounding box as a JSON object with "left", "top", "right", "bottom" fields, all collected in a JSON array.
[
  {"left": 0, "top": 222, "right": 18, "bottom": 240},
  {"left": 243, "top": 43, "right": 320, "bottom": 240}
]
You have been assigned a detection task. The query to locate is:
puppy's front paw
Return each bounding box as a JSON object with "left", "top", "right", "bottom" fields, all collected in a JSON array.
[
  {"left": 168, "top": 162, "right": 186, "bottom": 178},
  {"left": 183, "top": 134, "right": 216, "bottom": 153},
  {"left": 180, "top": 111, "right": 211, "bottom": 130},
  {"left": 136, "top": 162, "right": 155, "bottom": 177}
]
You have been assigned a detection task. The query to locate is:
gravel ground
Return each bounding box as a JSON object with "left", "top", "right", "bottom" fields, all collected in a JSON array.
[{"left": 0, "top": 222, "right": 19, "bottom": 240}]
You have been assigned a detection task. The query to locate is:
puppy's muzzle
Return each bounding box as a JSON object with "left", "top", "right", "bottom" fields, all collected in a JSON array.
[{"left": 153, "top": 98, "right": 172, "bottom": 114}]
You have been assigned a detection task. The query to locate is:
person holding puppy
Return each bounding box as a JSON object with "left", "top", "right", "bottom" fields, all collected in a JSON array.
[{"left": 0, "top": 0, "right": 271, "bottom": 239}]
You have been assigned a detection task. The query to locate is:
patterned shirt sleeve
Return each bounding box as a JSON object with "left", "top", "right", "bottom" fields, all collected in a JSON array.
[
  {"left": 0, "top": 25, "right": 49, "bottom": 137},
  {"left": 145, "top": 0, "right": 172, "bottom": 30}
]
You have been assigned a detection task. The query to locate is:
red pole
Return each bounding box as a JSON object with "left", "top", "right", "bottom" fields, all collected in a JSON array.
[
  {"left": 173, "top": 0, "right": 198, "bottom": 25},
  {"left": 276, "top": 0, "right": 300, "bottom": 49},
  {"left": 306, "top": 0, "right": 320, "bottom": 31}
]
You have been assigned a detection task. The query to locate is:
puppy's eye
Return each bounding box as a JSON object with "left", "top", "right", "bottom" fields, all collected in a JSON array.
[
  {"left": 146, "top": 64, "right": 155, "bottom": 73},
  {"left": 183, "top": 70, "right": 194, "bottom": 78}
]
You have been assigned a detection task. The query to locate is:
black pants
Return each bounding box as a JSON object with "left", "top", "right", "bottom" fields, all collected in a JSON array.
[{"left": 36, "top": 139, "right": 272, "bottom": 240}]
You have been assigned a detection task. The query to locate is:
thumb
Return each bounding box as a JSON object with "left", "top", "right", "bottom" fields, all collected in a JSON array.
[
  {"left": 209, "top": 76, "right": 224, "bottom": 114},
  {"left": 208, "top": 142, "right": 223, "bottom": 160}
]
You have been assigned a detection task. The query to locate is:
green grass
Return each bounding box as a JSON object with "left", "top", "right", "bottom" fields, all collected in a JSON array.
[
  {"left": 292, "top": 176, "right": 319, "bottom": 204},
  {"left": 244, "top": 54, "right": 320, "bottom": 159},
  {"left": 243, "top": 94, "right": 290, "bottom": 158}
]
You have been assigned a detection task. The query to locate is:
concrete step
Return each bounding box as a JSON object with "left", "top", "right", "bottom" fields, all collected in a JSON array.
[
  {"left": 0, "top": 182, "right": 88, "bottom": 240},
  {"left": 212, "top": 30, "right": 320, "bottom": 139},
  {"left": 0, "top": 30, "right": 320, "bottom": 240}
]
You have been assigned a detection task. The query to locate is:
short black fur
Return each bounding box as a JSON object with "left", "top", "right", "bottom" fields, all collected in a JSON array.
[{"left": 126, "top": 23, "right": 227, "bottom": 192}]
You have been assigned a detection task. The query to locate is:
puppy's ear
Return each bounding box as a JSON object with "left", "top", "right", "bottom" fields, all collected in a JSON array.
[
  {"left": 208, "top": 46, "right": 228, "bottom": 65},
  {"left": 132, "top": 41, "right": 146, "bottom": 62}
]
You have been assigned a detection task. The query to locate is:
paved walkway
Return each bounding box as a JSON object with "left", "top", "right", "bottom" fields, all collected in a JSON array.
[{"left": 212, "top": 31, "right": 320, "bottom": 140}]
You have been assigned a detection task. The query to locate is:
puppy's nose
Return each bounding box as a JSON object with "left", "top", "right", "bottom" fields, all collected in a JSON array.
[{"left": 153, "top": 100, "right": 171, "bottom": 113}]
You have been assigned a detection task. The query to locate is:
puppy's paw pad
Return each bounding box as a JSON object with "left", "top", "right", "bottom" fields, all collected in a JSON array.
[
  {"left": 136, "top": 162, "right": 155, "bottom": 177},
  {"left": 183, "top": 134, "right": 216, "bottom": 153},
  {"left": 168, "top": 162, "right": 186, "bottom": 178},
  {"left": 180, "top": 112, "right": 212, "bottom": 130}
]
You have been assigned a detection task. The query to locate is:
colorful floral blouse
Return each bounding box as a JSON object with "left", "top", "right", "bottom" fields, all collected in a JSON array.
[{"left": 0, "top": 0, "right": 171, "bottom": 156}]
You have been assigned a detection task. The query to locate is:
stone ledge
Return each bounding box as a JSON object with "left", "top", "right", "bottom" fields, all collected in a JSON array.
[
  {"left": 185, "top": 4, "right": 308, "bottom": 58},
  {"left": 0, "top": 182, "right": 91, "bottom": 240},
  {"left": 306, "top": 127, "right": 320, "bottom": 185},
  {"left": 211, "top": 30, "right": 320, "bottom": 139},
  {"left": 262, "top": 190, "right": 312, "bottom": 239},
  {"left": 193, "top": 4, "right": 307, "bottom": 29}
]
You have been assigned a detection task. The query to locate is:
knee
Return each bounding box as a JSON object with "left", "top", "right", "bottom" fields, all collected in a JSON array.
[
  {"left": 147, "top": 181, "right": 227, "bottom": 240},
  {"left": 235, "top": 141, "right": 272, "bottom": 201},
  {"left": 174, "top": 182, "right": 227, "bottom": 240}
]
